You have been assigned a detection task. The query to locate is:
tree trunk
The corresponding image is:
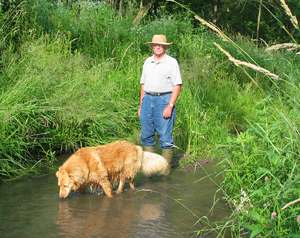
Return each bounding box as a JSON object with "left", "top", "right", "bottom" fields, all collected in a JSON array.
[
  {"left": 119, "top": 0, "right": 124, "bottom": 17},
  {"left": 213, "top": 0, "right": 218, "bottom": 24},
  {"left": 109, "top": 0, "right": 115, "bottom": 9},
  {"left": 256, "top": 0, "right": 262, "bottom": 45},
  {"left": 133, "top": 0, "right": 156, "bottom": 25}
]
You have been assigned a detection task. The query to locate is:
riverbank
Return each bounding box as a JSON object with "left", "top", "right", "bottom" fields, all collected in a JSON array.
[{"left": 173, "top": 154, "right": 219, "bottom": 172}]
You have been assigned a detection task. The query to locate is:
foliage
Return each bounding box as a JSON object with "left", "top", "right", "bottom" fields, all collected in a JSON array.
[
  {"left": 163, "top": 0, "right": 300, "bottom": 43},
  {"left": 184, "top": 0, "right": 300, "bottom": 236},
  {"left": 220, "top": 107, "right": 300, "bottom": 235},
  {"left": 3, "top": 0, "right": 300, "bottom": 42},
  {"left": 0, "top": 0, "right": 196, "bottom": 179}
]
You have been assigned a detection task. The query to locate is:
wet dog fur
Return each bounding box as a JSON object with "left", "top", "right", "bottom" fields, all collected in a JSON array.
[{"left": 56, "top": 140, "right": 168, "bottom": 198}]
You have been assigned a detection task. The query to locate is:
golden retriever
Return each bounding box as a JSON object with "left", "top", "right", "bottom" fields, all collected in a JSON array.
[{"left": 56, "top": 140, "right": 168, "bottom": 198}]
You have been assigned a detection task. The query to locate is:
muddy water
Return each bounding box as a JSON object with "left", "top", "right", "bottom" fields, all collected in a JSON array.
[{"left": 0, "top": 158, "right": 230, "bottom": 238}]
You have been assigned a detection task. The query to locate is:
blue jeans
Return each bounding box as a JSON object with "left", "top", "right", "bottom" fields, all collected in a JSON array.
[{"left": 140, "top": 93, "right": 176, "bottom": 149}]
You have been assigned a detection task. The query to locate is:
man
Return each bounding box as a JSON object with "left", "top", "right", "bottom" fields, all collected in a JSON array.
[{"left": 138, "top": 35, "right": 182, "bottom": 175}]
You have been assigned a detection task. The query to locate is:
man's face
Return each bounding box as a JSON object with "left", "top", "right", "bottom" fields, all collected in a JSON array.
[{"left": 151, "top": 44, "right": 166, "bottom": 56}]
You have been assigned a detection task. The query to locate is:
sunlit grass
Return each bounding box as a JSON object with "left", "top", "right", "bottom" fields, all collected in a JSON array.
[{"left": 177, "top": 0, "right": 300, "bottom": 236}]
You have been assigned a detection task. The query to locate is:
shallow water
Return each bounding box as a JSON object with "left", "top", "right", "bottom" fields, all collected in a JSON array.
[{"left": 0, "top": 158, "right": 230, "bottom": 238}]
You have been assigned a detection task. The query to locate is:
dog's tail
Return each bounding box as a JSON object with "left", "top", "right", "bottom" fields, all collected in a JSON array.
[{"left": 140, "top": 151, "right": 169, "bottom": 176}]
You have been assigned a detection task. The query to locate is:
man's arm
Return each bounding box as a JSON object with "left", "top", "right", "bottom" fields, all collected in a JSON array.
[
  {"left": 163, "top": 84, "right": 181, "bottom": 118},
  {"left": 138, "top": 84, "right": 145, "bottom": 117}
]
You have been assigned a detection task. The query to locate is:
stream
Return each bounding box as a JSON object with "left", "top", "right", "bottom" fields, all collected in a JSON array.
[{"left": 0, "top": 156, "right": 231, "bottom": 238}]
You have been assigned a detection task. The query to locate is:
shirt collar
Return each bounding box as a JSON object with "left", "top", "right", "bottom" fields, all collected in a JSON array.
[{"left": 150, "top": 54, "right": 167, "bottom": 63}]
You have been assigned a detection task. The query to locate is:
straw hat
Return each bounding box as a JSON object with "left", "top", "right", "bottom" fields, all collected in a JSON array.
[{"left": 146, "top": 35, "right": 173, "bottom": 46}]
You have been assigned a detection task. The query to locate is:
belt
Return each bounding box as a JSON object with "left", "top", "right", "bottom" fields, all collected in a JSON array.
[{"left": 146, "top": 91, "right": 172, "bottom": 96}]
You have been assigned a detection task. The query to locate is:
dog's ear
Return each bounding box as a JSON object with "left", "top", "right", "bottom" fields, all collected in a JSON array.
[
  {"left": 69, "top": 174, "right": 76, "bottom": 183},
  {"left": 56, "top": 166, "right": 63, "bottom": 178},
  {"left": 69, "top": 174, "right": 83, "bottom": 185}
]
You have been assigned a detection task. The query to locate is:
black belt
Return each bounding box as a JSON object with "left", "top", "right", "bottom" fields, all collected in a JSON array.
[{"left": 146, "top": 91, "right": 172, "bottom": 96}]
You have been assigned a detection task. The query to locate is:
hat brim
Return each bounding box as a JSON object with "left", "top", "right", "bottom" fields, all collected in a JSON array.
[{"left": 146, "top": 42, "right": 173, "bottom": 46}]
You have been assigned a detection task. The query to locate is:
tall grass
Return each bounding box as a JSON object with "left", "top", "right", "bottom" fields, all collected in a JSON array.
[
  {"left": 0, "top": 33, "right": 138, "bottom": 178},
  {"left": 0, "top": 0, "right": 194, "bottom": 179},
  {"left": 169, "top": 0, "right": 300, "bottom": 236},
  {"left": 175, "top": 33, "right": 259, "bottom": 163}
]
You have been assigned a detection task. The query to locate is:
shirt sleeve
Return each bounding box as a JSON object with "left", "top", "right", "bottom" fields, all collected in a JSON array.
[
  {"left": 171, "top": 59, "right": 182, "bottom": 86},
  {"left": 140, "top": 57, "right": 150, "bottom": 84}
]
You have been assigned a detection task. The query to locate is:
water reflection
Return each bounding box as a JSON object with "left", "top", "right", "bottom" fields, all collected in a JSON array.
[
  {"left": 56, "top": 196, "right": 134, "bottom": 237},
  {"left": 55, "top": 191, "right": 169, "bottom": 238}
]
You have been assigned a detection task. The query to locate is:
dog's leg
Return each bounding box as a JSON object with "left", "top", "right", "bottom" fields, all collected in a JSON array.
[
  {"left": 99, "top": 179, "right": 114, "bottom": 197},
  {"left": 116, "top": 177, "right": 135, "bottom": 194},
  {"left": 128, "top": 177, "right": 135, "bottom": 189},
  {"left": 116, "top": 179, "right": 125, "bottom": 194},
  {"left": 78, "top": 185, "right": 87, "bottom": 195},
  {"left": 90, "top": 171, "right": 114, "bottom": 197}
]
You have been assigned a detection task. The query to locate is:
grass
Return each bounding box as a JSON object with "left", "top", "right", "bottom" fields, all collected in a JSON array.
[
  {"left": 181, "top": 0, "right": 300, "bottom": 236},
  {"left": 1, "top": 0, "right": 300, "bottom": 236}
]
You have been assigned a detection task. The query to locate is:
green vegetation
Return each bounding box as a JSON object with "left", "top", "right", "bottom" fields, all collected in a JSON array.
[{"left": 0, "top": 0, "right": 299, "bottom": 236}]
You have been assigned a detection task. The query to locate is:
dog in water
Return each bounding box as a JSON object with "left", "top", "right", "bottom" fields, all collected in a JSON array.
[{"left": 55, "top": 140, "right": 168, "bottom": 198}]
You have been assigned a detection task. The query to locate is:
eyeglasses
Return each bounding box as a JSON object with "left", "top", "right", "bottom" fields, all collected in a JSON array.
[{"left": 152, "top": 44, "right": 164, "bottom": 48}]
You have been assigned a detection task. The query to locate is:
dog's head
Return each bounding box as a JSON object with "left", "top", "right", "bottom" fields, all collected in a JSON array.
[{"left": 56, "top": 169, "right": 76, "bottom": 198}]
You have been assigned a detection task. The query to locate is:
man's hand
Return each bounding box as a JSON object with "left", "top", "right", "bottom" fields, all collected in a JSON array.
[{"left": 163, "top": 105, "right": 173, "bottom": 118}]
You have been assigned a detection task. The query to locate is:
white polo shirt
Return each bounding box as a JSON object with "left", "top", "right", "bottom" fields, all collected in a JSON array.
[{"left": 140, "top": 54, "right": 182, "bottom": 93}]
